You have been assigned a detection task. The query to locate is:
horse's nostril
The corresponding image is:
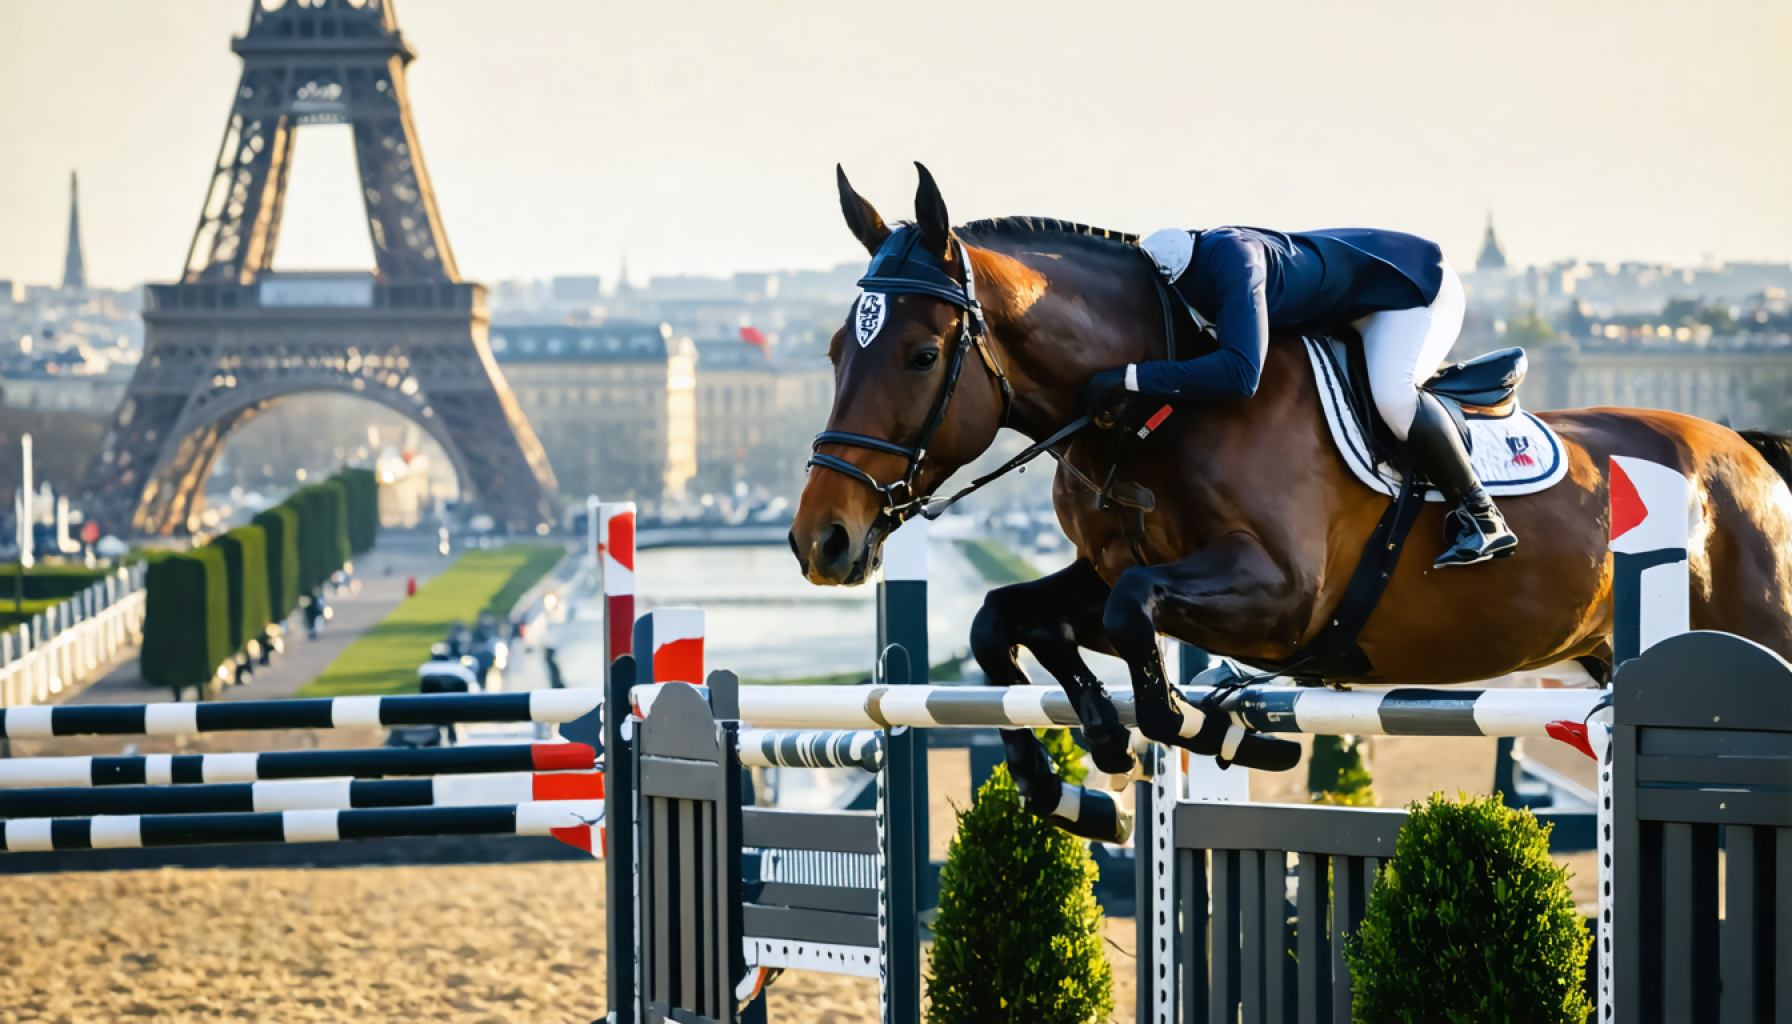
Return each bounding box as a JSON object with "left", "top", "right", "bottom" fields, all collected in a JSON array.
[
  {"left": 787, "top": 529, "right": 801, "bottom": 562},
  {"left": 820, "top": 522, "right": 851, "bottom": 566}
]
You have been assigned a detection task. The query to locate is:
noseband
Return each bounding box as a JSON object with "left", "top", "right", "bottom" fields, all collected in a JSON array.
[{"left": 807, "top": 229, "right": 1014, "bottom": 528}]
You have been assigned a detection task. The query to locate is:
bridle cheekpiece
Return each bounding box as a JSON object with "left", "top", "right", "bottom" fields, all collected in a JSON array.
[{"left": 807, "top": 226, "right": 1014, "bottom": 529}]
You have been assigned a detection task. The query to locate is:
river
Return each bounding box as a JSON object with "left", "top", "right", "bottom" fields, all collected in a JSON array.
[{"left": 550, "top": 537, "right": 1000, "bottom": 683}]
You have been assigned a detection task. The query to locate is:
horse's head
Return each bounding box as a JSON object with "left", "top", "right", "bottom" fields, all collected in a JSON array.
[{"left": 789, "top": 164, "right": 1012, "bottom": 585}]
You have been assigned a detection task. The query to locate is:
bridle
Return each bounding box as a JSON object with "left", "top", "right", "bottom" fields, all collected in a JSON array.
[
  {"left": 807, "top": 229, "right": 1018, "bottom": 529},
  {"left": 806, "top": 226, "right": 1179, "bottom": 539}
]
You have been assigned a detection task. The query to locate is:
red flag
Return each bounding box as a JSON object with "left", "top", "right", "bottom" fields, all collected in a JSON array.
[{"left": 739, "top": 326, "right": 767, "bottom": 347}]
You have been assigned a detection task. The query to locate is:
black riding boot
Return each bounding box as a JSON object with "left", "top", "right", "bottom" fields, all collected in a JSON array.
[{"left": 1406, "top": 392, "right": 1518, "bottom": 568}]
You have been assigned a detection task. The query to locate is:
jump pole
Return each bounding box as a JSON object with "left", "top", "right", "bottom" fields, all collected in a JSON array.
[{"left": 0, "top": 800, "right": 603, "bottom": 854}]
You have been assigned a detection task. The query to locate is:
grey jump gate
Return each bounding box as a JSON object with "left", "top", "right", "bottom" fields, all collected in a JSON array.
[{"left": 606, "top": 457, "right": 1792, "bottom": 1024}]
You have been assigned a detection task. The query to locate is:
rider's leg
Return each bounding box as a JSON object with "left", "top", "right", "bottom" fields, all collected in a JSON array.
[{"left": 1356, "top": 264, "right": 1517, "bottom": 567}]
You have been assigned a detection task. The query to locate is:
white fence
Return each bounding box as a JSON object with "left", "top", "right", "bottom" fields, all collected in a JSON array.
[{"left": 0, "top": 566, "right": 147, "bottom": 708}]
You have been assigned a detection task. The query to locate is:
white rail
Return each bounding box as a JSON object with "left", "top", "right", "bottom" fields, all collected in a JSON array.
[{"left": 0, "top": 567, "right": 147, "bottom": 708}]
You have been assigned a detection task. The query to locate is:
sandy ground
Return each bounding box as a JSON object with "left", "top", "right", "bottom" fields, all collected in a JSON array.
[{"left": 0, "top": 734, "right": 1599, "bottom": 1023}]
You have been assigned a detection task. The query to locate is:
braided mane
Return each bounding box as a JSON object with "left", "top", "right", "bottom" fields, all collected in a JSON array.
[{"left": 955, "top": 216, "right": 1140, "bottom": 251}]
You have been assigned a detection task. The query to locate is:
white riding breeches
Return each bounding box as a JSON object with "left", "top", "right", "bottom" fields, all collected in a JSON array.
[{"left": 1352, "top": 263, "right": 1466, "bottom": 441}]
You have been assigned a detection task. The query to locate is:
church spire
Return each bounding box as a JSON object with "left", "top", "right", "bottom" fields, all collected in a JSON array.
[
  {"left": 1475, "top": 212, "right": 1508, "bottom": 272},
  {"left": 61, "top": 170, "right": 87, "bottom": 291}
]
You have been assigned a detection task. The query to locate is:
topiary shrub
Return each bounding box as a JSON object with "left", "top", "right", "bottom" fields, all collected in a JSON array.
[
  {"left": 0, "top": 564, "right": 109, "bottom": 599},
  {"left": 252, "top": 505, "right": 301, "bottom": 620},
  {"left": 1308, "top": 734, "right": 1374, "bottom": 806},
  {"left": 337, "top": 467, "right": 380, "bottom": 554},
  {"left": 926, "top": 732, "right": 1112, "bottom": 1024},
  {"left": 212, "top": 526, "right": 270, "bottom": 656},
  {"left": 1345, "top": 792, "right": 1592, "bottom": 1024},
  {"left": 140, "top": 547, "right": 231, "bottom": 697}
]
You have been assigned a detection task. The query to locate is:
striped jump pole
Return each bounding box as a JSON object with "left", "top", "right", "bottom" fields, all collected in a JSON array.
[
  {"left": 631, "top": 681, "right": 1608, "bottom": 744},
  {"left": 0, "top": 799, "right": 602, "bottom": 854},
  {"left": 0, "top": 741, "right": 597, "bottom": 789},
  {"left": 739, "top": 729, "right": 883, "bottom": 773},
  {"left": 0, "top": 690, "right": 600, "bottom": 740},
  {"left": 0, "top": 769, "right": 602, "bottom": 819}
]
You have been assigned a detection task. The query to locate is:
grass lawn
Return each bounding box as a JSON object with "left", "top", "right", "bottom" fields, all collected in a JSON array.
[
  {"left": 298, "top": 545, "right": 565, "bottom": 698},
  {"left": 956, "top": 537, "right": 1038, "bottom": 586}
]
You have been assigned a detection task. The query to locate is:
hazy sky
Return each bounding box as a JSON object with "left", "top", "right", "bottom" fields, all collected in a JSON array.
[{"left": 2, "top": 0, "right": 1788, "bottom": 289}]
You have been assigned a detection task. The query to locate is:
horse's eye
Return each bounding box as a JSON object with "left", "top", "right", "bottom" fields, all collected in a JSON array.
[{"left": 909, "top": 348, "right": 940, "bottom": 371}]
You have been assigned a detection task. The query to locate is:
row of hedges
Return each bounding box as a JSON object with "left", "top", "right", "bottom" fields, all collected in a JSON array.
[
  {"left": 140, "top": 468, "right": 378, "bottom": 695},
  {"left": 0, "top": 564, "right": 111, "bottom": 600}
]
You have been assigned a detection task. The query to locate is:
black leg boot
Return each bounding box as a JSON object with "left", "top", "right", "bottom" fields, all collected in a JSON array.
[{"left": 1406, "top": 392, "right": 1519, "bottom": 568}]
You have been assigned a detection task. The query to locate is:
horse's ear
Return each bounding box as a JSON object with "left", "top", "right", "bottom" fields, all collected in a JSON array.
[
  {"left": 913, "top": 162, "right": 951, "bottom": 260},
  {"left": 837, "top": 164, "right": 891, "bottom": 255}
]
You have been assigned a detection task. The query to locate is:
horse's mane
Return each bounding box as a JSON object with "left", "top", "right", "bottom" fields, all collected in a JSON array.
[{"left": 955, "top": 217, "right": 1140, "bottom": 253}]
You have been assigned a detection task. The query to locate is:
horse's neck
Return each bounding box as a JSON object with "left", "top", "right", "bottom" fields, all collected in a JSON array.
[{"left": 973, "top": 246, "right": 1165, "bottom": 442}]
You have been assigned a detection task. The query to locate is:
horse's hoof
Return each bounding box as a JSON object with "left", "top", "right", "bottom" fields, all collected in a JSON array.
[
  {"left": 1087, "top": 757, "right": 1145, "bottom": 793},
  {"left": 1049, "top": 789, "right": 1133, "bottom": 845},
  {"left": 1222, "top": 733, "right": 1303, "bottom": 773}
]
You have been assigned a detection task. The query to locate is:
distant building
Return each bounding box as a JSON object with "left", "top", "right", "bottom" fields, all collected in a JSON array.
[
  {"left": 1475, "top": 214, "right": 1508, "bottom": 272},
  {"left": 550, "top": 276, "right": 604, "bottom": 303},
  {"left": 1526, "top": 335, "right": 1791, "bottom": 426},
  {"left": 491, "top": 321, "right": 696, "bottom": 504},
  {"left": 691, "top": 336, "right": 832, "bottom": 494},
  {"left": 61, "top": 171, "right": 86, "bottom": 292},
  {"left": 0, "top": 362, "right": 130, "bottom": 415}
]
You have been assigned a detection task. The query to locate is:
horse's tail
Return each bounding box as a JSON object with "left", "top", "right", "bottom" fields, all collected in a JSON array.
[{"left": 1738, "top": 429, "right": 1792, "bottom": 491}]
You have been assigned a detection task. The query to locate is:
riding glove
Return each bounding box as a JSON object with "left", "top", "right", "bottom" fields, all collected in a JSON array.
[{"left": 1083, "top": 367, "right": 1131, "bottom": 427}]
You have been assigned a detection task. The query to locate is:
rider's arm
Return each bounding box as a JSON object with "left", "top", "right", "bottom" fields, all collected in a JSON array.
[{"left": 1130, "top": 232, "right": 1269, "bottom": 400}]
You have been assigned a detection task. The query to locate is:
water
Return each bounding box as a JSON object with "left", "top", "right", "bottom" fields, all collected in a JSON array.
[{"left": 633, "top": 540, "right": 990, "bottom": 680}]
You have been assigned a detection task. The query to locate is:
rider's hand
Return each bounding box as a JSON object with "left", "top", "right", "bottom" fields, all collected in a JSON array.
[{"left": 1083, "top": 367, "right": 1131, "bottom": 428}]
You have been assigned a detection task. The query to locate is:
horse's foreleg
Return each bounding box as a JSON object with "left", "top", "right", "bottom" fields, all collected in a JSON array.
[
  {"left": 970, "top": 561, "right": 1132, "bottom": 842},
  {"left": 1101, "top": 540, "right": 1303, "bottom": 772}
]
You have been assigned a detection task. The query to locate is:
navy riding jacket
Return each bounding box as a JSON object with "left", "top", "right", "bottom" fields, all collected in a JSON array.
[{"left": 1135, "top": 226, "right": 1446, "bottom": 400}]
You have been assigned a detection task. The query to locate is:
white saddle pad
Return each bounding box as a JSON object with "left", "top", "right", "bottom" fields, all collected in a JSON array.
[{"left": 1304, "top": 336, "right": 1568, "bottom": 501}]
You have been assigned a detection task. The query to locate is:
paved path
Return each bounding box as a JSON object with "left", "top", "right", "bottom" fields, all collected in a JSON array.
[{"left": 69, "top": 533, "right": 453, "bottom": 705}]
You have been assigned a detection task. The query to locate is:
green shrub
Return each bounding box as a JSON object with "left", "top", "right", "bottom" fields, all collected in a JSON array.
[
  {"left": 1345, "top": 792, "right": 1592, "bottom": 1024},
  {"left": 926, "top": 763, "right": 1112, "bottom": 1024},
  {"left": 0, "top": 564, "right": 109, "bottom": 599},
  {"left": 140, "top": 547, "right": 231, "bottom": 695},
  {"left": 292, "top": 482, "right": 351, "bottom": 592},
  {"left": 252, "top": 505, "right": 301, "bottom": 620},
  {"left": 337, "top": 467, "right": 380, "bottom": 554},
  {"left": 1308, "top": 735, "right": 1375, "bottom": 806},
  {"left": 213, "top": 526, "right": 270, "bottom": 655}
]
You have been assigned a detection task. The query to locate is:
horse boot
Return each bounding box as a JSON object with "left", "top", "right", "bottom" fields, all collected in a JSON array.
[
  {"left": 1076, "top": 683, "right": 1138, "bottom": 778},
  {"left": 1405, "top": 391, "right": 1518, "bottom": 568},
  {"left": 1131, "top": 656, "right": 1302, "bottom": 772},
  {"left": 1000, "top": 729, "right": 1132, "bottom": 844}
]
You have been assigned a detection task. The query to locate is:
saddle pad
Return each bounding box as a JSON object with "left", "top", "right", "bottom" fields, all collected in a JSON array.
[{"left": 1305, "top": 336, "right": 1568, "bottom": 501}]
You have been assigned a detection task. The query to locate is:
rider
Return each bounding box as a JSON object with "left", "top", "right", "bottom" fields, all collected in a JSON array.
[{"left": 1084, "top": 226, "right": 1518, "bottom": 567}]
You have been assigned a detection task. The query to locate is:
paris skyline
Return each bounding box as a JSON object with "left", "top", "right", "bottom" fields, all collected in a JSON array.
[{"left": 1, "top": 0, "right": 1788, "bottom": 290}]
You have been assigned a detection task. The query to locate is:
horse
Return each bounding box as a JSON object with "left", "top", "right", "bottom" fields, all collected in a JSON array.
[{"left": 789, "top": 163, "right": 1792, "bottom": 840}]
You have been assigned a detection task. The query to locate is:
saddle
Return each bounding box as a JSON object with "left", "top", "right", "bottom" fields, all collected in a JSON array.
[{"left": 1329, "top": 328, "right": 1530, "bottom": 476}]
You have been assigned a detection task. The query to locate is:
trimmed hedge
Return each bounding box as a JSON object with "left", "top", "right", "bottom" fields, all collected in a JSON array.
[
  {"left": 0, "top": 564, "right": 110, "bottom": 600},
  {"left": 252, "top": 505, "right": 301, "bottom": 621},
  {"left": 140, "top": 547, "right": 231, "bottom": 695},
  {"left": 339, "top": 467, "right": 380, "bottom": 554},
  {"left": 214, "top": 526, "right": 271, "bottom": 654},
  {"left": 294, "top": 482, "right": 352, "bottom": 592}
]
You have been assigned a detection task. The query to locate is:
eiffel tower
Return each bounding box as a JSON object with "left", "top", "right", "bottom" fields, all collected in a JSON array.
[{"left": 84, "top": 0, "right": 558, "bottom": 535}]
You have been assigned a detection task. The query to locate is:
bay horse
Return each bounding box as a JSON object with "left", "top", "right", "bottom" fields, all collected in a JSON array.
[{"left": 790, "top": 164, "right": 1792, "bottom": 841}]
